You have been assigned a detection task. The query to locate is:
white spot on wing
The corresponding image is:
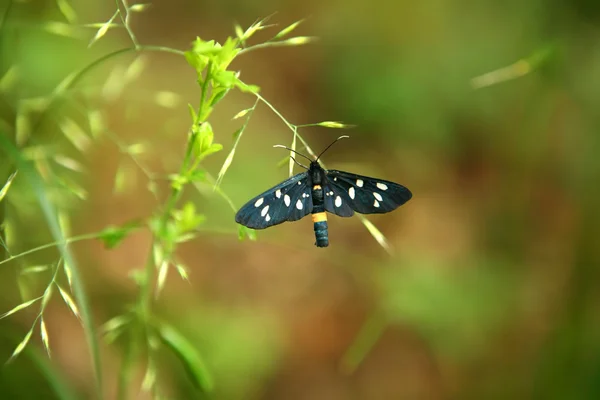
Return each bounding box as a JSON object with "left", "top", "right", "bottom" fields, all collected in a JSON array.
[
  {"left": 374, "top": 199, "right": 380, "bottom": 208},
  {"left": 254, "top": 198, "right": 264, "bottom": 207},
  {"left": 276, "top": 189, "right": 282, "bottom": 198},
  {"left": 334, "top": 177, "right": 337, "bottom": 181},
  {"left": 356, "top": 179, "right": 364, "bottom": 187},
  {"left": 265, "top": 214, "right": 271, "bottom": 222},
  {"left": 296, "top": 199, "right": 303, "bottom": 210},
  {"left": 349, "top": 187, "right": 355, "bottom": 199},
  {"left": 284, "top": 194, "right": 291, "bottom": 207},
  {"left": 373, "top": 192, "right": 383, "bottom": 201},
  {"left": 261, "top": 205, "right": 270, "bottom": 217},
  {"left": 335, "top": 196, "right": 342, "bottom": 207},
  {"left": 377, "top": 182, "right": 388, "bottom": 191},
  {"left": 298, "top": 181, "right": 302, "bottom": 185}
]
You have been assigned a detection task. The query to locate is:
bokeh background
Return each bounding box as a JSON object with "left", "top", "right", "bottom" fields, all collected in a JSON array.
[{"left": 2, "top": 0, "right": 600, "bottom": 399}]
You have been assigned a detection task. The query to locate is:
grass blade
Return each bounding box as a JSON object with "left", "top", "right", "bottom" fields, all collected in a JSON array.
[
  {"left": 157, "top": 322, "right": 213, "bottom": 392},
  {"left": 0, "top": 170, "right": 17, "bottom": 202}
]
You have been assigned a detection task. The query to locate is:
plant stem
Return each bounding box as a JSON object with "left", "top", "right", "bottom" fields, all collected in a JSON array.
[{"left": 117, "top": 329, "right": 135, "bottom": 400}]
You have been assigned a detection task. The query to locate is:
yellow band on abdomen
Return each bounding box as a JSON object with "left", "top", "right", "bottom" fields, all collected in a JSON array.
[
  {"left": 313, "top": 185, "right": 322, "bottom": 190},
  {"left": 312, "top": 212, "right": 327, "bottom": 223}
]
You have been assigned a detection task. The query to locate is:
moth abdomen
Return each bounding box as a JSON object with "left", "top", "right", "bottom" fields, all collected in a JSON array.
[{"left": 312, "top": 213, "right": 329, "bottom": 247}]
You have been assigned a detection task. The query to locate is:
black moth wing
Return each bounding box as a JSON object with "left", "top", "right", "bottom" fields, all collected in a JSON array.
[
  {"left": 324, "top": 170, "right": 412, "bottom": 215},
  {"left": 322, "top": 182, "right": 355, "bottom": 218},
  {"left": 235, "top": 172, "right": 313, "bottom": 229}
]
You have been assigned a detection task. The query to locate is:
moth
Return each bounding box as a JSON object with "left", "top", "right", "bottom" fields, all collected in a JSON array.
[{"left": 235, "top": 136, "right": 412, "bottom": 247}]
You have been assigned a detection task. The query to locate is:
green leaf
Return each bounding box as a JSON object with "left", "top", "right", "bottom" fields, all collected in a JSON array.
[
  {"left": 157, "top": 322, "right": 213, "bottom": 392},
  {"left": 209, "top": 87, "right": 230, "bottom": 107},
  {"left": 212, "top": 70, "right": 237, "bottom": 88},
  {"left": 43, "top": 21, "right": 82, "bottom": 38},
  {"left": 54, "top": 155, "right": 84, "bottom": 172},
  {"left": 88, "top": 109, "right": 105, "bottom": 138},
  {"left": 174, "top": 263, "right": 189, "bottom": 281},
  {"left": 234, "top": 24, "right": 245, "bottom": 41},
  {"left": 233, "top": 108, "right": 252, "bottom": 120},
  {"left": 57, "top": 284, "right": 80, "bottom": 318},
  {"left": 187, "top": 103, "right": 197, "bottom": 122},
  {"left": 129, "top": 3, "right": 151, "bottom": 12},
  {"left": 173, "top": 202, "right": 206, "bottom": 233},
  {"left": 190, "top": 38, "right": 218, "bottom": 55},
  {"left": 277, "top": 36, "right": 316, "bottom": 46},
  {"left": 215, "top": 148, "right": 236, "bottom": 188},
  {"left": 170, "top": 173, "right": 187, "bottom": 191},
  {"left": 88, "top": 10, "right": 119, "bottom": 48},
  {"left": 60, "top": 117, "right": 91, "bottom": 153},
  {"left": 0, "top": 65, "right": 19, "bottom": 93},
  {"left": 214, "top": 37, "right": 240, "bottom": 69},
  {"left": 40, "top": 318, "right": 51, "bottom": 356},
  {"left": 99, "top": 221, "right": 141, "bottom": 249},
  {"left": 0, "top": 296, "right": 42, "bottom": 319},
  {"left": 156, "top": 260, "right": 169, "bottom": 297},
  {"left": 189, "top": 169, "right": 206, "bottom": 182},
  {"left": 141, "top": 358, "right": 157, "bottom": 391},
  {"left": 0, "top": 170, "right": 17, "bottom": 202},
  {"left": 234, "top": 78, "right": 260, "bottom": 94},
  {"left": 20, "top": 265, "right": 51, "bottom": 275},
  {"left": 9, "top": 326, "right": 35, "bottom": 361},
  {"left": 273, "top": 19, "right": 304, "bottom": 40},
  {"left": 102, "top": 314, "right": 131, "bottom": 344},
  {"left": 315, "top": 121, "right": 354, "bottom": 128},
  {"left": 201, "top": 143, "right": 223, "bottom": 159},
  {"left": 56, "top": 0, "right": 78, "bottom": 23},
  {"left": 42, "top": 284, "right": 54, "bottom": 310},
  {"left": 194, "top": 122, "right": 214, "bottom": 156},
  {"left": 238, "top": 226, "right": 257, "bottom": 241},
  {"left": 184, "top": 51, "right": 209, "bottom": 77},
  {"left": 240, "top": 15, "right": 275, "bottom": 41}
]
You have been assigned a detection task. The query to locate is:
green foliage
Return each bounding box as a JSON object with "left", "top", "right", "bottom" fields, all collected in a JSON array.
[{"left": 0, "top": 2, "right": 408, "bottom": 398}]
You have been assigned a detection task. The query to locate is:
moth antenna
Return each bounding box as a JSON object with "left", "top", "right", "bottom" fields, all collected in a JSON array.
[
  {"left": 290, "top": 156, "right": 309, "bottom": 170},
  {"left": 273, "top": 144, "right": 313, "bottom": 163},
  {"left": 316, "top": 135, "right": 350, "bottom": 161}
]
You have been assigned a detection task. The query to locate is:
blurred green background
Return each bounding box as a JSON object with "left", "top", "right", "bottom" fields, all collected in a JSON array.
[{"left": 2, "top": 0, "right": 600, "bottom": 399}]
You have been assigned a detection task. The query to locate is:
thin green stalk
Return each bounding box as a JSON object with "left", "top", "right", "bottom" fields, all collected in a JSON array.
[
  {"left": 0, "top": 184, "right": 6, "bottom": 260},
  {"left": 237, "top": 40, "right": 299, "bottom": 55},
  {"left": 0, "top": 231, "right": 105, "bottom": 267},
  {"left": 139, "top": 56, "right": 211, "bottom": 324},
  {"left": 116, "top": 0, "right": 140, "bottom": 48},
  {"left": 117, "top": 329, "right": 135, "bottom": 400}
]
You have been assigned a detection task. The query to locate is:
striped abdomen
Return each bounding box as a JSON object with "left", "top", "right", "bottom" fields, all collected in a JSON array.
[{"left": 311, "top": 185, "right": 329, "bottom": 247}]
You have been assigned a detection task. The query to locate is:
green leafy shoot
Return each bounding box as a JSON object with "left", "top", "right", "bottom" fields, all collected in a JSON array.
[{"left": 99, "top": 220, "right": 142, "bottom": 249}]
